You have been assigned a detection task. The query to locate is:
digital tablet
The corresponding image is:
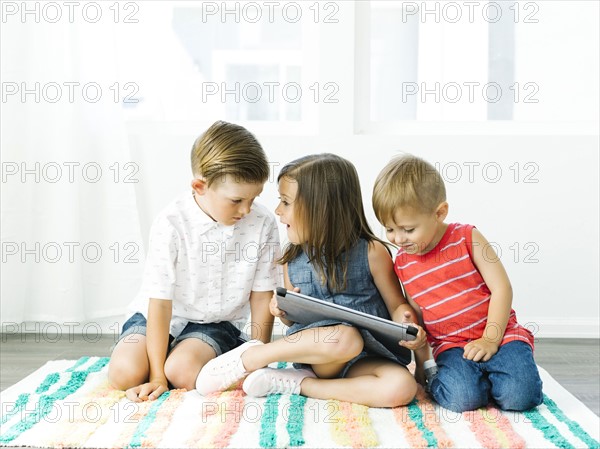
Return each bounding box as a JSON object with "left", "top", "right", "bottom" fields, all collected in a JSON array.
[{"left": 276, "top": 287, "right": 418, "bottom": 357}]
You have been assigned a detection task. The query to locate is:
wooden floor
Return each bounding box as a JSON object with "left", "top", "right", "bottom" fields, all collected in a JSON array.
[{"left": 1, "top": 335, "right": 598, "bottom": 416}]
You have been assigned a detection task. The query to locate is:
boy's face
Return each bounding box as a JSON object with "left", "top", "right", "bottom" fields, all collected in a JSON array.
[
  {"left": 192, "top": 175, "right": 264, "bottom": 226},
  {"left": 275, "top": 177, "right": 302, "bottom": 244},
  {"left": 384, "top": 204, "right": 448, "bottom": 255}
]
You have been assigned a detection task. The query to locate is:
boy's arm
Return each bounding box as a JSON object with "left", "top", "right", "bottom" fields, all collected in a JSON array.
[
  {"left": 250, "top": 214, "right": 285, "bottom": 334},
  {"left": 250, "top": 291, "right": 274, "bottom": 343},
  {"left": 147, "top": 299, "right": 172, "bottom": 385},
  {"left": 465, "top": 228, "right": 513, "bottom": 362},
  {"left": 367, "top": 241, "right": 427, "bottom": 350},
  {"left": 126, "top": 298, "right": 172, "bottom": 402},
  {"left": 266, "top": 262, "right": 296, "bottom": 327}
]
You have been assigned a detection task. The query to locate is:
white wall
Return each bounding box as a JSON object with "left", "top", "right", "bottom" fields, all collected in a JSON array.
[
  {"left": 1, "top": 1, "right": 598, "bottom": 340},
  {"left": 127, "top": 126, "right": 599, "bottom": 338}
]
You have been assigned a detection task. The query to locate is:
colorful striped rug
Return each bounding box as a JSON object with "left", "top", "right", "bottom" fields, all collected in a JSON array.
[{"left": 1, "top": 357, "right": 598, "bottom": 448}]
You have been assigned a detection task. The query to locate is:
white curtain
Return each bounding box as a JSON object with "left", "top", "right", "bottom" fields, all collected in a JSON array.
[{"left": 1, "top": 14, "right": 144, "bottom": 327}]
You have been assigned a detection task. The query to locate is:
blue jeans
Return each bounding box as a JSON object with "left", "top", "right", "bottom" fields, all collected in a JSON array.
[{"left": 429, "top": 341, "right": 543, "bottom": 412}]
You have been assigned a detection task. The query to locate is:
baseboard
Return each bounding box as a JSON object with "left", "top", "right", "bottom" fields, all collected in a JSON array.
[{"left": 520, "top": 317, "right": 600, "bottom": 339}]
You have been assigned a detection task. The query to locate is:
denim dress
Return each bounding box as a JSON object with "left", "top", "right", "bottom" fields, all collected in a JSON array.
[{"left": 286, "top": 238, "right": 411, "bottom": 375}]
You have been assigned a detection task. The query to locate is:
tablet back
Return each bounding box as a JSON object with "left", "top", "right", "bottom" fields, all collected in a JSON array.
[{"left": 276, "top": 287, "right": 417, "bottom": 360}]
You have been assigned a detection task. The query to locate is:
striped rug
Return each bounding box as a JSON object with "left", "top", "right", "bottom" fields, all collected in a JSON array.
[{"left": 1, "top": 357, "right": 598, "bottom": 448}]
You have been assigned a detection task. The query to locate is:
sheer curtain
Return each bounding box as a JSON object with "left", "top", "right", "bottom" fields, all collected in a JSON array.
[{"left": 1, "top": 15, "right": 144, "bottom": 329}]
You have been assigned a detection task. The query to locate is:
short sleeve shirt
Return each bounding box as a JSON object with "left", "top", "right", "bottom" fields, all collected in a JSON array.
[{"left": 128, "top": 191, "right": 282, "bottom": 336}]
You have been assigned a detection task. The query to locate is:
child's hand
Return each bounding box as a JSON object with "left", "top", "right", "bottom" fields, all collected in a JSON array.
[
  {"left": 463, "top": 338, "right": 499, "bottom": 362},
  {"left": 126, "top": 379, "right": 169, "bottom": 402},
  {"left": 398, "top": 310, "right": 427, "bottom": 350},
  {"left": 271, "top": 288, "right": 299, "bottom": 326},
  {"left": 269, "top": 293, "right": 286, "bottom": 318}
]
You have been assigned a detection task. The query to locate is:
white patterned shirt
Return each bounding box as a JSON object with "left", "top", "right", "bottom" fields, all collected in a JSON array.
[{"left": 128, "top": 191, "right": 282, "bottom": 337}]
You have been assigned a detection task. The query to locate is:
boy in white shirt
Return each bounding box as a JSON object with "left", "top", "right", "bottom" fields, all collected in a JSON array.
[{"left": 108, "top": 121, "right": 281, "bottom": 402}]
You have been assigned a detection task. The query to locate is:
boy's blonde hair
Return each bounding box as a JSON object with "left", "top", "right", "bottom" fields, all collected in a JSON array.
[
  {"left": 191, "top": 120, "right": 269, "bottom": 186},
  {"left": 373, "top": 154, "right": 446, "bottom": 224}
]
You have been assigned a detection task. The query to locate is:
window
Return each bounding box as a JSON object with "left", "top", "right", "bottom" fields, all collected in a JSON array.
[
  {"left": 357, "top": 0, "right": 599, "bottom": 132},
  {"left": 115, "top": 1, "right": 599, "bottom": 134},
  {"left": 115, "top": 2, "right": 324, "bottom": 133}
]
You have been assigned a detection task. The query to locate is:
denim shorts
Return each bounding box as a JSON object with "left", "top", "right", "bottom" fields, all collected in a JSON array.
[{"left": 116, "top": 312, "right": 245, "bottom": 356}]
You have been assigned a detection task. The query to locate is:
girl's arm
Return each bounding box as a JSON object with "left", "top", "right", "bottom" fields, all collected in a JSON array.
[
  {"left": 126, "top": 298, "right": 172, "bottom": 402},
  {"left": 464, "top": 228, "right": 513, "bottom": 362},
  {"left": 399, "top": 290, "right": 432, "bottom": 382},
  {"left": 250, "top": 290, "right": 275, "bottom": 343},
  {"left": 413, "top": 345, "right": 432, "bottom": 386},
  {"left": 367, "top": 241, "right": 427, "bottom": 350},
  {"left": 268, "top": 263, "right": 295, "bottom": 327}
]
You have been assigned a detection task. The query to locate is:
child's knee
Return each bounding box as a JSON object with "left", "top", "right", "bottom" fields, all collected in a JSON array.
[
  {"left": 492, "top": 374, "right": 543, "bottom": 411},
  {"left": 496, "top": 393, "right": 543, "bottom": 411},
  {"left": 324, "top": 326, "right": 364, "bottom": 360},
  {"left": 292, "top": 326, "right": 363, "bottom": 362},
  {"left": 164, "top": 356, "right": 199, "bottom": 390},
  {"left": 432, "top": 388, "right": 488, "bottom": 413},
  {"left": 357, "top": 364, "right": 418, "bottom": 408},
  {"left": 108, "top": 360, "right": 146, "bottom": 391},
  {"left": 430, "top": 372, "right": 489, "bottom": 412},
  {"left": 385, "top": 375, "right": 417, "bottom": 407}
]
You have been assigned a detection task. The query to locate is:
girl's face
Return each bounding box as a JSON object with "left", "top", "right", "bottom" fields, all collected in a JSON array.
[{"left": 275, "top": 177, "right": 303, "bottom": 244}]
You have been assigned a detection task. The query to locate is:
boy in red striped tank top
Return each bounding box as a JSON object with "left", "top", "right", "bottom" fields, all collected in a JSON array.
[{"left": 372, "top": 154, "right": 543, "bottom": 413}]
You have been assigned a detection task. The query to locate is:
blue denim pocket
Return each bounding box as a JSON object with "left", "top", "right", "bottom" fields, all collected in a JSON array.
[{"left": 290, "top": 269, "right": 315, "bottom": 298}]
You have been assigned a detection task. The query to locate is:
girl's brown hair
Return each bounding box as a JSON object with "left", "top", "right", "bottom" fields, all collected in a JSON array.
[{"left": 278, "top": 154, "right": 387, "bottom": 292}]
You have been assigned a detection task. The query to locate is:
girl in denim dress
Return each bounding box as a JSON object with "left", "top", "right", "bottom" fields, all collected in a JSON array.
[{"left": 196, "top": 154, "right": 427, "bottom": 408}]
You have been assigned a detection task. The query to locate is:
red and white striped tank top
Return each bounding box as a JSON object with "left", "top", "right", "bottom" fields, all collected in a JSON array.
[{"left": 394, "top": 223, "right": 534, "bottom": 358}]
